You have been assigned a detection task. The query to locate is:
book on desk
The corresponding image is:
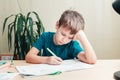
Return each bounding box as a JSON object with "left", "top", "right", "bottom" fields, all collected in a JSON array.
[{"left": 15, "top": 59, "right": 93, "bottom": 77}]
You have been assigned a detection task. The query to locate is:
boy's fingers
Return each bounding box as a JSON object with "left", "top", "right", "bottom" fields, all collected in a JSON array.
[
  {"left": 56, "top": 57, "right": 62, "bottom": 62},
  {"left": 51, "top": 57, "right": 62, "bottom": 65}
]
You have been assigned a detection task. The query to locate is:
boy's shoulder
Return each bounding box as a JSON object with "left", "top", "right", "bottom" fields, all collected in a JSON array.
[{"left": 69, "top": 40, "right": 80, "bottom": 46}]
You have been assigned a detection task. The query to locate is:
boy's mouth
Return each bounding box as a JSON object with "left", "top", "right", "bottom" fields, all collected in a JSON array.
[{"left": 57, "top": 41, "right": 64, "bottom": 45}]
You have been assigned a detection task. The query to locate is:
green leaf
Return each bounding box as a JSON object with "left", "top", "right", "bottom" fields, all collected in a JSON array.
[
  {"left": 8, "top": 22, "right": 15, "bottom": 51},
  {"left": 2, "top": 11, "right": 45, "bottom": 60},
  {"left": 2, "top": 15, "right": 14, "bottom": 34}
]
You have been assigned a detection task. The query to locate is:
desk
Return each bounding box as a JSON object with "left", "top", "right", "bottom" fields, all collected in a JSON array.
[{"left": 1, "top": 60, "right": 120, "bottom": 80}]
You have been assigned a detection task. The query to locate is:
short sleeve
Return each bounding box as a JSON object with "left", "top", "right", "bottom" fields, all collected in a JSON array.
[
  {"left": 33, "top": 32, "right": 46, "bottom": 50},
  {"left": 71, "top": 41, "right": 83, "bottom": 58}
]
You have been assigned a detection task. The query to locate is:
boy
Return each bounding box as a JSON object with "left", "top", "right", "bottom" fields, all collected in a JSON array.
[{"left": 25, "top": 10, "right": 97, "bottom": 65}]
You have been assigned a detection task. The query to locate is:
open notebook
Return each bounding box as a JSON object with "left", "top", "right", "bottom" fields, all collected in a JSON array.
[{"left": 16, "top": 59, "right": 93, "bottom": 76}]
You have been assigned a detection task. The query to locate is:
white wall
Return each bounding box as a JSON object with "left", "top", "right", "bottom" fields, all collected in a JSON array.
[{"left": 0, "top": 0, "right": 120, "bottom": 59}]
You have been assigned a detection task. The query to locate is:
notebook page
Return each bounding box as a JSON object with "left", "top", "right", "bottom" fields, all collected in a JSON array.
[{"left": 16, "top": 59, "right": 93, "bottom": 76}]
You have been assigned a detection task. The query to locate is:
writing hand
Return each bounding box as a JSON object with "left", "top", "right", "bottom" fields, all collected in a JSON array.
[{"left": 47, "top": 56, "right": 63, "bottom": 65}]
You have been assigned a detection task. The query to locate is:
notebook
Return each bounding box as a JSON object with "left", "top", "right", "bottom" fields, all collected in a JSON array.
[{"left": 16, "top": 59, "right": 93, "bottom": 77}]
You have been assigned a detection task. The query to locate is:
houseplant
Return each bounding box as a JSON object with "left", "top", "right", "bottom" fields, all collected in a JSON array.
[{"left": 2, "top": 11, "right": 45, "bottom": 60}]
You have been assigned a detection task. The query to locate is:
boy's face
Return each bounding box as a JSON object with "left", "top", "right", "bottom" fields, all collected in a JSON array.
[{"left": 54, "top": 26, "right": 75, "bottom": 45}]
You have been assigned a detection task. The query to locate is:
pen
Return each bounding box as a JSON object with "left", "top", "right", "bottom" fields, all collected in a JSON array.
[{"left": 46, "top": 48, "right": 56, "bottom": 56}]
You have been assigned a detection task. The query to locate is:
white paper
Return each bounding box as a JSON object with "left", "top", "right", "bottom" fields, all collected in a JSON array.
[
  {"left": 16, "top": 59, "right": 93, "bottom": 76},
  {"left": 0, "top": 73, "right": 19, "bottom": 80}
]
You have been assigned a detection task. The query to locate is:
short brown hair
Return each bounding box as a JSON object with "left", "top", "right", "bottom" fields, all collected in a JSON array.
[{"left": 59, "top": 10, "right": 84, "bottom": 34}]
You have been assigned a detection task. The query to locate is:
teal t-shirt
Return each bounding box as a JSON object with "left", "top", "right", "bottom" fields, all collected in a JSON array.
[{"left": 33, "top": 32, "right": 83, "bottom": 60}]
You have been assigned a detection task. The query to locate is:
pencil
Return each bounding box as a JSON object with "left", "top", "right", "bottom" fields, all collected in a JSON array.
[{"left": 46, "top": 48, "right": 56, "bottom": 56}]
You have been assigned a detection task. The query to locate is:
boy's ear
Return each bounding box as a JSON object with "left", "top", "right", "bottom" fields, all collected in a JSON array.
[{"left": 55, "top": 21, "right": 59, "bottom": 29}]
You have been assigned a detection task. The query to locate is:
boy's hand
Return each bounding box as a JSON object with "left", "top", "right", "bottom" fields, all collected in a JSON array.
[
  {"left": 73, "top": 30, "right": 84, "bottom": 40},
  {"left": 47, "top": 56, "right": 63, "bottom": 65}
]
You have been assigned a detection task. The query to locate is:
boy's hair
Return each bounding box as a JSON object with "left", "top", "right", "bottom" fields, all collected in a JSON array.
[{"left": 58, "top": 10, "right": 84, "bottom": 34}]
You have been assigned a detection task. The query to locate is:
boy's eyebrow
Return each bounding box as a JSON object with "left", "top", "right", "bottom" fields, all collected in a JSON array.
[
  {"left": 61, "top": 32, "right": 74, "bottom": 38},
  {"left": 60, "top": 29, "right": 75, "bottom": 39}
]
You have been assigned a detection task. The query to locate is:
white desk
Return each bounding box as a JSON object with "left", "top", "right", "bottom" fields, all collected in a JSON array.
[{"left": 1, "top": 60, "right": 120, "bottom": 80}]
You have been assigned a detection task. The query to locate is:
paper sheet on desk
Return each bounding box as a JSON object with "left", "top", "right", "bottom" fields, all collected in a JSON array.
[
  {"left": 16, "top": 59, "right": 93, "bottom": 76},
  {"left": 0, "top": 73, "right": 19, "bottom": 80}
]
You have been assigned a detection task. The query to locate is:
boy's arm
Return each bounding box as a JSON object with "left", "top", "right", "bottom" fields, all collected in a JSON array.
[
  {"left": 25, "top": 47, "right": 48, "bottom": 64},
  {"left": 25, "top": 47, "right": 62, "bottom": 64},
  {"left": 74, "top": 30, "right": 97, "bottom": 64}
]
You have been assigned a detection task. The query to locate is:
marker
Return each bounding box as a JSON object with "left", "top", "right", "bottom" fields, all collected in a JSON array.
[
  {"left": 0, "top": 62, "right": 10, "bottom": 69},
  {"left": 10, "top": 59, "right": 14, "bottom": 67},
  {"left": 46, "top": 48, "right": 56, "bottom": 56},
  {"left": 0, "top": 61, "right": 6, "bottom": 66},
  {"left": 48, "top": 71, "right": 62, "bottom": 75},
  {"left": 7, "top": 71, "right": 14, "bottom": 73}
]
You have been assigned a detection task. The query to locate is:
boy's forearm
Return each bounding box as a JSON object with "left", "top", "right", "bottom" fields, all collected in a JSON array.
[
  {"left": 25, "top": 54, "right": 49, "bottom": 64},
  {"left": 77, "top": 30, "right": 95, "bottom": 54},
  {"left": 25, "top": 47, "right": 49, "bottom": 64},
  {"left": 75, "top": 30, "right": 97, "bottom": 64},
  {"left": 25, "top": 54, "right": 62, "bottom": 65}
]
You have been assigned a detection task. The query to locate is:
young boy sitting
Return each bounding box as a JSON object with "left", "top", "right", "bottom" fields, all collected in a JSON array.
[{"left": 25, "top": 10, "right": 97, "bottom": 65}]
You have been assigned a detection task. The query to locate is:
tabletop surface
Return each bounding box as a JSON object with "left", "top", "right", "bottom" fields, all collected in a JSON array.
[{"left": 0, "top": 59, "right": 120, "bottom": 80}]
